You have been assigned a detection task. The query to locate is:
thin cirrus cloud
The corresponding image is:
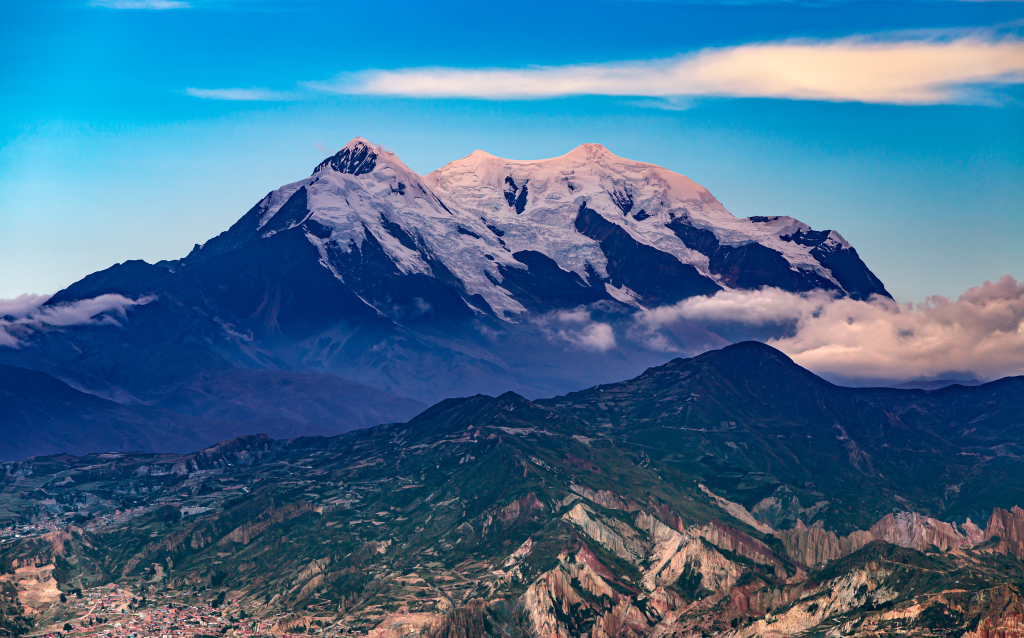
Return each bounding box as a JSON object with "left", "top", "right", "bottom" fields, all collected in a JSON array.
[
  {"left": 0, "top": 294, "right": 155, "bottom": 348},
  {"left": 184, "top": 87, "right": 293, "bottom": 101},
  {"left": 309, "top": 34, "right": 1024, "bottom": 106},
  {"left": 89, "top": 0, "right": 190, "bottom": 8},
  {"left": 635, "top": 275, "right": 1024, "bottom": 382}
]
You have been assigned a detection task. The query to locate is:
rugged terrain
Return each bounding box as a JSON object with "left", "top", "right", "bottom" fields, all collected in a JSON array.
[
  {"left": 3, "top": 343, "right": 1022, "bottom": 637},
  {"left": 1, "top": 139, "right": 892, "bottom": 458}
]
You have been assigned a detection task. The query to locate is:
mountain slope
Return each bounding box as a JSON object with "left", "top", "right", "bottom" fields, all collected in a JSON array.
[
  {"left": 1, "top": 343, "right": 1022, "bottom": 638},
  {"left": 2, "top": 139, "right": 890, "bottom": 412},
  {"left": 0, "top": 364, "right": 221, "bottom": 460},
  {"left": 543, "top": 342, "right": 1024, "bottom": 531},
  {"left": 0, "top": 363, "right": 425, "bottom": 460}
]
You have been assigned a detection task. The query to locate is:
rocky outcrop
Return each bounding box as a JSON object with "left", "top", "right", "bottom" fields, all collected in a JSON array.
[
  {"left": 1, "top": 563, "right": 60, "bottom": 615},
  {"left": 221, "top": 500, "right": 316, "bottom": 545},
  {"left": 775, "top": 520, "right": 872, "bottom": 569},
  {"left": 726, "top": 576, "right": 809, "bottom": 628},
  {"left": 966, "top": 614, "right": 1024, "bottom": 638},
  {"left": 645, "top": 587, "right": 688, "bottom": 623},
  {"left": 635, "top": 511, "right": 745, "bottom": 594},
  {"left": 520, "top": 550, "right": 617, "bottom": 638},
  {"left": 775, "top": 510, "right": 991, "bottom": 569},
  {"left": 699, "top": 484, "right": 773, "bottom": 534},
  {"left": 634, "top": 511, "right": 691, "bottom": 591},
  {"left": 751, "top": 487, "right": 830, "bottom": 530},
  {"left": 869, "top": 511, "right": 979, "bottom": 552},
  {"left": 647, "top": 499, "right": 687, "bottom": 533},
  {"left": 656, "top": 536, "right": 744, "bottom": 594},
  {"left": 503, "top": 537, "right": 534, "bottom": 568},
  {"left": 733, "top": 564, "right": 897, "bottom": 638},
  {"left": 271, "top": 613, "right": 311, "bottom": 634},
  {"left": 563, "top": 503, "right": 646, "bottom": 565},
  {"left": 294, "top": 557, "right": 331, "bottom": 601},
  {"left": 520, "top": 545, "right": 698, "bottom": 638},
  {"left": 497, "top": 492, "right": 545, "bottom": 524},
  {"left": 566, "top": 505, "right": 747, "bottom": 599},
  {"left": 297, "top": 574, "right": 325, "bottom": 601},
  {"left": 697, "top": 519, "right": 786, "bottom": 578},
  {"left": 984, "top": 506, "right": 1024, "bottom": 559},
  {"left": 571, "top": 483, "right": 640, "bottom": 513},
  {"left": 635, "top": 511, "right": 747, "bottom": 594},
  {"left": 636, "top": 514, "right": 744, "bottom": 594}
]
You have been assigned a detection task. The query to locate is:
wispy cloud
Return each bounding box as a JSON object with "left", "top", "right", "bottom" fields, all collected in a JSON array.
[
  {"left": 90, "top": 0, "right": 190, "bottom": 9},
  {"left": 185, "top": 87, "right": 292, "bottom": 101},
  {"left": 0, "top": 294, "right": 155, "bottom": 348},
  {"left": 309, "top": 34, "right": 1024, "bottom": 106},
  {"left": 635, "top": 276, "right": 1024, "bottom": 382},
  {"left": 534, "top": 308, "right": 617, "bottom": 352}
]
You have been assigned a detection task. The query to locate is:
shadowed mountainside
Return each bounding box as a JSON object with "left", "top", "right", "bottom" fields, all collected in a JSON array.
[{"left": 0, "top": 364, "right": 424, "bottom": 461}]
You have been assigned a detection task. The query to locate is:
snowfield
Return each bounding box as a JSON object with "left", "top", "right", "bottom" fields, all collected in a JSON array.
[{"left": 230, "top": 138, "right": 880, "bottom": 322}]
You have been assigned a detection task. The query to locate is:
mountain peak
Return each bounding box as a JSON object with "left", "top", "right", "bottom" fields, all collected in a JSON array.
[
  {"left": 344, "top": 136, "right": 375, "bottom": 149},
  {"left": 716, "top": 340, "right": 788, "bottom": 358},
  {"left": 312, "top": 137, "right": 382, "bottom": 176},
  {"left": 564, "top": 142, "right": 616, "bottom": 162},
  {"left": 703, "top": 340, "right": 801, "bottom": 369}
]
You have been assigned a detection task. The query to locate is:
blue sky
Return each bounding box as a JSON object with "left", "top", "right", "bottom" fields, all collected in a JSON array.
[{"left": 1, "top": 0, "right": 1022, "bottom": 301}]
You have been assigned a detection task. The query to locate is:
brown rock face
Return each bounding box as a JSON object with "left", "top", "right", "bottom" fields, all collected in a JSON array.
[
  {"left": 698, "top": 519, "right": 786, "bottom": 577},
  {"left": 868, "top": 511, "right": 976, "bottom": 552},
  {"left": 520, "top": 548, "right": 627, "bottom": 638},
  {"left": 968, "top": 615, "right": 1024, "bottom": 638},
  {"left": 222, "top": 501, "right": 316, "bottom": 545},
  {"left": 774, "top": 520, "right": 872, "bottom": 569},
  {"left": 571, "top": 483, "right": 640, "bottom": 513},
  {"left": 984, "top": 506, "right": 1024, "bottom": 559},
  {"left": 774, "top": 507, "right": 1023, "bottom": 571},
  {"left": 960, "top": 585, "right": 1024, "bottom": 638},
  {"left": 498, "top": 492, "right": 545, "bottom": 524}
]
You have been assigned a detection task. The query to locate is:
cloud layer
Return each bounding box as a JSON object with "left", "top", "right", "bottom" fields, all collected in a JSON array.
[
  {"left": 534, "top": 309, "right": 617, "bottom": 352},
  {"left": 185, "top": 87, "right": 292, "bottom": 101},
  {"left": 638, "top": 275, "right": 1024, "bottom": 382},
  {"left": 313, "top": 35, "right": 1024, "bottom": 105},
  {"left": 90, "top": 0, "right": 190, "bottom": 8},
  {"left": 0, "top": 294, "right": 155, "bottom": 348}
]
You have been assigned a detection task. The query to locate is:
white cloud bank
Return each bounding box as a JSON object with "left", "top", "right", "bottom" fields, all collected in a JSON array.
[
  {"left": 638, "top": 275, "right": 1024, "bottom": 382},
  {"left": 0, "top": 294, "right": 155, "bottom": 348},
  {"left": 312, "top": 35, "right": 1024, "bottom": 105}
]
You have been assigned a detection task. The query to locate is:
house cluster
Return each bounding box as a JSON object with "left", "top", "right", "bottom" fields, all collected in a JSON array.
[
  {"left": 36, "top": 587, "right": 354, "bottom": 638},
  {"left": 0, "top": 520, "right": 61, "bottom": 540},
  {"left": 39, "top": 587, "right": 237, "bottom": 638},
  {"left": 84, "top": 507, "right": 149, "bottom": 531}
]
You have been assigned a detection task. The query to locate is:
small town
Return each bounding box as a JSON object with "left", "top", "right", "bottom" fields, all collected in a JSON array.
[{"left": 32, "top": 585, "right": 338, "bottom": 638}]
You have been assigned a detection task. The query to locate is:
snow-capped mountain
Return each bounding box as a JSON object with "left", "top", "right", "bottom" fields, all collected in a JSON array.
[
  {"left": 180, "top": 138, "right": 886, "bottom": 322},
  {"left": 6, "top": 138, "right": 889, "bottom": 406}
]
